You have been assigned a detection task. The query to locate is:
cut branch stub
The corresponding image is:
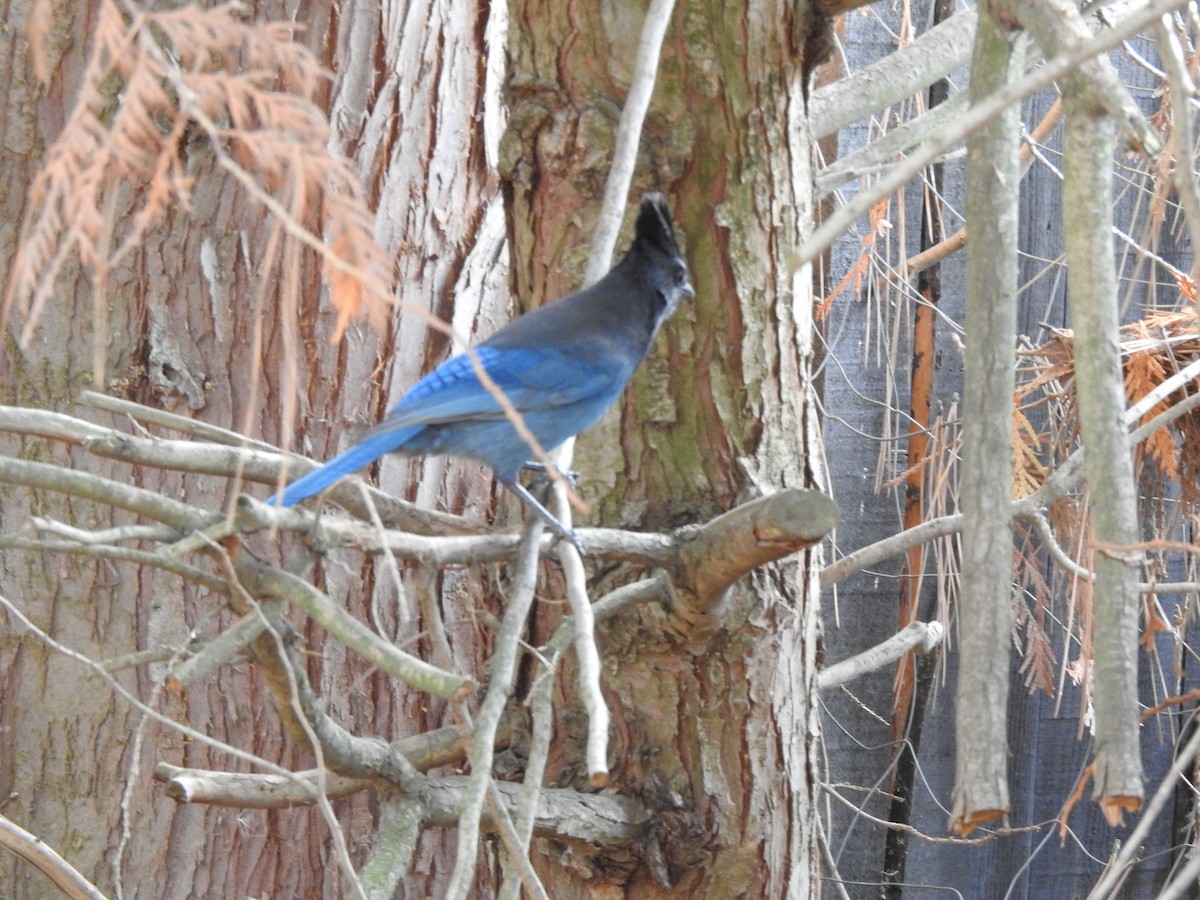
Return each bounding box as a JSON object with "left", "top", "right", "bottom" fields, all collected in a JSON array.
[{"left": 674, "top": 489, "right": 837, "bottom": 616}]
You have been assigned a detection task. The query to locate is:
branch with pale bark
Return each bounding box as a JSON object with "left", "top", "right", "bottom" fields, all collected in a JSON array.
[
  {"left": 1060, "top": 74, "right": 1144, "bottom": 824},
  {"left": 813, "top": 0, "right": 1161, "bottom": 201},
  {"left": 0, "top": 814, "right": 109, "bottom": 900},
  {"left": 817, "top": 620, "right": 945, "bottom": 691},
  {"left": 949, "top": 0, "right": 1023, "bottom": 837}
]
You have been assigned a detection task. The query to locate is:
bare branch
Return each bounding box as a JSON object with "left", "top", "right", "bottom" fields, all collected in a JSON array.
[
  {"left": 558, "top": 516, "right": 610, "bottom": 787},
  {"left": 78, "top": 390, "right": 280, "bottom": 452},
  {"left": 0, "top": 592, "right": 302, "bottom": 782},
  {"left": 0, "top": 814, "right": 109, "bottom": 900},
  {"left": 166, "top": 613, "right": 266, "bottom": 689},
  {"left": 357, "top": 794, "right": 425, "bottom": 900},
  {"left": 1062, "top": 69, "right": 1144, "bottom": 816},
  {"left": 424, "top": 778, "right": 651, "bottom": 845},
  {"left": 818, "top": 621, "right": 945, "bottom": 691},
  {"left": 676, "top": 489, "right": 838, "bottom": 615},
  {"left": 154, "top": 718, "right": 518, "bottom": 807},
  {"left": 584, "top": 0, "right": 680, "bottom": 283},
  {"left": 0, "top": 534, "right": 226, "bottom": 590},
  {"left": 445, "top": 520, "right": 544, "bottom": 898},
  {"left": 234, "top": 557, "right": 472, "bottom": 700},
  {"left": 1087, "top": 711, "right": 1200, "bottom": 898},
  {"left": 810, "top": 10, "right": 979, "bottom": 140},
  {"left": 1153, "top": 13, "right": 1200, "bottom": 284},
  {"left": 797, "top": 0, "right": 1187, "bottom": 272},
  {"left": 0, "top": 456, "right": 213, "bottom": 532},
  {"left": 951, "top": 0, "right": 1023, "bottom": 835}
]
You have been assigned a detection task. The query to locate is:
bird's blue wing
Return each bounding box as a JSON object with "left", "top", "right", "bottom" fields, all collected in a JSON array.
[
  {"left": 383, "top": 345, "right": 621, "bottom": 426},
  {"left": 279, "top": 345, "right": 625, "bottom": 506}
]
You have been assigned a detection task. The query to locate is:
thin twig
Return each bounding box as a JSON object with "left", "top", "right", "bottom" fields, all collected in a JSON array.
[
  {"left": 0, "top": 593, "right": 301, "bottom": 780},
  {"left": 584, "top": 0, "right": 680, "bottom": 285},
  {"left": 444, "top": 518, "right": 544, "bottom": 899}
]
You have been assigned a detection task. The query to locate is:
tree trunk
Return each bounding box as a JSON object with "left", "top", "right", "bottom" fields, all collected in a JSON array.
[{"left": 504, "top": 1, "right": 826, "bottom": 894}]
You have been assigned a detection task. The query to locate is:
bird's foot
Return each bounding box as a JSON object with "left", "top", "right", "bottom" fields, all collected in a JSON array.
[
  {"left": 551, "top": 523, "right": 586, "bottom": 557},
  {"left": 505, "top": 479, "right": 585, "bottom": 556}
]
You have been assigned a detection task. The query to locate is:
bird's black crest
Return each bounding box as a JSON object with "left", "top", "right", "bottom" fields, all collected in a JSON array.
[{"left": 634, "top": 193, "right": 683, "bottom": 259}]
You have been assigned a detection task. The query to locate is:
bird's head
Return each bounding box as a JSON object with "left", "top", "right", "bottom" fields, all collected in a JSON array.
[{"left": 631, "top": 193, "right": 695, "bottom": 327}]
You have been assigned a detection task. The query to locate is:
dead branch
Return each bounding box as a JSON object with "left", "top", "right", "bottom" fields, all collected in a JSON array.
[
  {"left": 818, "top": 621, "right": 945, "bottom": 691},
  {"left": 951, "top": 0, "right": 1023, "bottom": 834},
  {"left": 1003, "top": 0, "right": 1161, "bottom": 155},
  {"left": 797, "top": 0, "right": 1186, "bottom": 272},
  {"left": 809, "top": 10, "right": 979, "bottom": 140},
  {"left": 445, "top": 520, "right": 545, "bottom": 897},
  {"left": 154, "top": 717, "right": 518, "bottom": 807},
  {"left": 675, "top": 489, "right": 839, "bottom": 615},
  {"left": 235, "top": 557, "right": 471, "bottom": 700},
  {"left": 1062, "top": 62, "right": 1144, "bottom": 817},
  {"left": 424, "top": 778, "right": 651, "bottom": 845},
  {"left": 0, "top": 814, "right": 109, "bottom": 900}
]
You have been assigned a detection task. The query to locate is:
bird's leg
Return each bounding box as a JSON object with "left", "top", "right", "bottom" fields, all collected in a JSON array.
[
  {"left": 502, "top": 479, "right": 585, "bottom": 556},
  {"left": 520, "top": 460, "right": 579, "bottom": 490}
]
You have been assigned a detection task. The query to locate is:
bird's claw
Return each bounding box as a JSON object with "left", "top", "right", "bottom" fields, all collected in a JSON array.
[{"left": 553, "top": 526, "right": 586, "bottom": 557}]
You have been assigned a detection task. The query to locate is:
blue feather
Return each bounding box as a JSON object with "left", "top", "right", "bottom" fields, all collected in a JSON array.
[{"left": 278, "top": 425, "right": 422, "bottom": 505}]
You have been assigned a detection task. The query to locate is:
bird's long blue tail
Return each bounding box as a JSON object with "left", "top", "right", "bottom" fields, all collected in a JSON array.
[{"left": 277, "top": 428, "right": 416, "bottom": 506}]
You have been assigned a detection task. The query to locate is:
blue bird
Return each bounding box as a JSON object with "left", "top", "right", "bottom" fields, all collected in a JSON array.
[{"left": 278, "top": 193, "right": 694, "bottom": 550}]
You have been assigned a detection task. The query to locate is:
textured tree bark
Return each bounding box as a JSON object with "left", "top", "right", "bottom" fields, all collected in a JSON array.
[
  {"left": 504, "top": 1, "right": 826, "bottom": 895},
  {"left": 0, "top": 0, "right": 499, "bottom": 896}
]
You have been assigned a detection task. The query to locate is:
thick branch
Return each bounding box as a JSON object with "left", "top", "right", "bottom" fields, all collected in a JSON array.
[
  {"left": 1004, "top": 0, "right": 1161, "bottom": 154},
  {"left": 0, "top": 456, "right": 212, "bottom": 533},
  {"left": 0, "top": 814, "right": 108, "bottom": 900},
  {"left": 676, "top": 489, "right": 838, "bottom": 615},
  {"left": 0, "top": 401, "right": 470, "bottom": 536},
  {"left": 166, "top": 612, "right": 265, "bottom": 688},
  {"left": 239, "top": 598, "right": 423, "bottom": 791},
  {"left": 154, "top": 718, "right": 518, "bottom": 807},
  {"left": 951, "top": 0, "right": 1022, "bottom": 836},
  {"left": 809, "top": 10, "right": 978, "bottom": 140},
  {"left": 1063, "top": 81, "right": 1144, "bottom": 816},
  {"left": 423, "top": 778, "right": 650, "bottom": 845},
  {"left": 816, "top": 94, "right": 969, "bottom": 198},
  {"left": 798, "top": 0, "right": 1187, "bottom": 272},
  {"left": 358, "top": 794, "right": 425, "bottom": 900}
]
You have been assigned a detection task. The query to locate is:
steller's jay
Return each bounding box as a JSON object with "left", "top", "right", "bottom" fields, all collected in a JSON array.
[{"left": 277, "top": 193, "right": 694, "bottom": 551}]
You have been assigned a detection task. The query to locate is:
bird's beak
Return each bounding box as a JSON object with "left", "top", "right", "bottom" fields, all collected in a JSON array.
[{"left": 683, "top": 280, "right": 696, "bottom": 300}]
